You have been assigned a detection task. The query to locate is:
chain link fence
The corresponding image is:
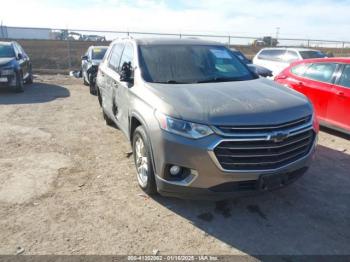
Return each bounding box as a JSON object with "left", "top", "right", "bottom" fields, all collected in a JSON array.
[{"left": 1, "top": 26, "right": 350, "bottom": 73}]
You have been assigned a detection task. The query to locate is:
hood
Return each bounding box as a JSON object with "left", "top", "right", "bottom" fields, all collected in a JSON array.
[
  {"left": 0, "top": 57, "right": 16, "bottom": 67},
  {"left": 146, "top": 78, "right": 312, "bottom": 126}
]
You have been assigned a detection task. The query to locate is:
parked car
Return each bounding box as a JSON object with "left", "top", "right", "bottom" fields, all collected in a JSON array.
[
  {"left": 0, "top": 41, "right": 33, "bottom": 92},
  {"left": 231, "top": 49, "right": 273, "bottom": 77},
  {"left": 81, "top": 46, "right": 108, "bottom": 94},
  {"left": 83, "top": 35, "right": 106, "bottom": 42},
  {"left": 96, "top": 38, "right": 318, "bottom": 199},
  {"left": 253, "top": 48, "right": 327, "bottom": 77},
  {"left": 275, "top": 58, "right": 350, "bottom": 134},
  {"left": 67, "top": 32, "right": 83, "bottom": 41}
]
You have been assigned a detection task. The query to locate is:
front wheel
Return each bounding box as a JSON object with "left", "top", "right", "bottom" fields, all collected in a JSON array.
[
  {"left": 132, "top": 126, "right": 157, "bottom": 195},
  {"left": 26, "top": 66, "right": 34, "bottom": 84},
  {"left": 83, "top": 72, "right": 89, "bottom": 86},
  {"left": 26, "top": 73, "right": 33, "bottom": 84},
  {"left": 15, "top": 72, "right": 24, "bottom": 93},
  {"left": 89, "top": 77, "right": 97, "bottom": 95}
]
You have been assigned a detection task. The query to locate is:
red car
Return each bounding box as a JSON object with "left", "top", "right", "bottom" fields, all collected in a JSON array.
[{"left": 275, "top": 58, "right": 350, "bottom": 134}]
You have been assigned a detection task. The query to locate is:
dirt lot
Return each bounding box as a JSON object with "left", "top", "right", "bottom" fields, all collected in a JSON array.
[{"left": 0, "top": 75, "right": 350, "bottom": 256}]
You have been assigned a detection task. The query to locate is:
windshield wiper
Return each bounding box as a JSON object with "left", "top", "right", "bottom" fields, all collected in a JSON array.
[
  {"left": 197, "top": 77, "right": 239, "bottom": 83},
  {"left": 153, "top": 80, "right": 190, "bottom": 84}
]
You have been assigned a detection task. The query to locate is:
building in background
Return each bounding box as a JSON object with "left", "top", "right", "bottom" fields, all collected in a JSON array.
[{"left": 0, "top": 26, "right": 51, "bottom": 40}]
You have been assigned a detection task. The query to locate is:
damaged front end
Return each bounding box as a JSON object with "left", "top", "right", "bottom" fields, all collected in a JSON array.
[{"left": 87, "top": 64, "right": 99, "bottom": 86}]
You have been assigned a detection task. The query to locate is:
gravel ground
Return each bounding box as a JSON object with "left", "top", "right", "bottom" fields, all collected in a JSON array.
[{"left": 0, "top": 75, "right": 349, "bottom": 256}]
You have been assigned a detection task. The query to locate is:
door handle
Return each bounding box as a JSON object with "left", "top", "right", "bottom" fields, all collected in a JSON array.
[
  {"left": 113, "top": 81, "right": 118, "bottom": 88},
  {"left": 297, "top": 81, "right": 304, "bottom": 86},
  {"left": 336, "top": 91, "right": 345, "bottom": 96}
]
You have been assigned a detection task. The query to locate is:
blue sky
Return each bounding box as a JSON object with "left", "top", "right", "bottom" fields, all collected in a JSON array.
[{"left": 1, "top": 0, "right": 350, "bottom": 42}]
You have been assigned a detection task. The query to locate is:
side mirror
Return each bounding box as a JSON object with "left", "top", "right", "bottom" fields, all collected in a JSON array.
[
  {"left": 81, "top": 55, "right": 88, "bottom": 61},
  {"left": 120, "top": 62, "right": 133, "bottom": 83},
  {"left": 17, "top": 53, "right": 23, "bottom": 60}
]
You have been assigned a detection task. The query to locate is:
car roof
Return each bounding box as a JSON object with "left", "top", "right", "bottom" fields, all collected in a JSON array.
[
  {"left": 131, "top": 38, "right": 222, "bottom": 46},
  {"left": 259, "top": 47, "right": 321, "bottom": 52},
  {"left": 0, "top": 41, "right": 13, "bottom": 46},
  {"left": 291, "top": 57, "right": 350, "bottom": 66}
]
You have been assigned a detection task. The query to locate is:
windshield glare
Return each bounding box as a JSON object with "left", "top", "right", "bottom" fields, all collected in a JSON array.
[
  {"left": 92, "top": 48, "right": 107, "bottom": 60},
  {"left": 0, "top": 44, "right": 15, "bottom": 58},
  {"left": 300, "top": 51, "right": 327, "bottom": 59},
  {"left": 138, "top": 45, "right": 257, "bottom": 84}
]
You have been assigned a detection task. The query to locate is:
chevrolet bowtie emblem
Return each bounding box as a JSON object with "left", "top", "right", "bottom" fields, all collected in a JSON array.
[{"left": 268, "top": 131, "right": 289, "bottom": 142}]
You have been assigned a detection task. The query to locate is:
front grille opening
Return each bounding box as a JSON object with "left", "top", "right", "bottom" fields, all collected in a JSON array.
[
  {"left": 217, "top": 115, "right": 312, "bottom": 135},
  {"left": 210, "top": 180, "right": 257, "bottom": 193},
  {"left": 209, "top": 167, "right": 308, "bottom": 193},
  {"left": 214, "top": 129, "right": 315, "bottom": 171}
]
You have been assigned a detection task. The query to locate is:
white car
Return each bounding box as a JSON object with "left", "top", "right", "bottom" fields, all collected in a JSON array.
[{"left": 253, "top": 48, "right": 327, "bottom": 77}]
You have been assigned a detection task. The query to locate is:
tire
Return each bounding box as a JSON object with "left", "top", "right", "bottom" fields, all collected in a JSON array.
[
  {"left": 14, "top": 72, "right": 24, "bottom": 93},
  {"left": 26, "top": 66, "right": 34, "bottom": 84},
  {"left": 26, "top": 73, "right": 33, "bottom": 84},
  {"left": 89, "top": 77, "right": 97, "bottom": 95},
  {"left": 132, "top": 126, "right": 157, "bottom": 195},
  {"left": 83, "top": 72, "right": 89, "bottom": 86}
]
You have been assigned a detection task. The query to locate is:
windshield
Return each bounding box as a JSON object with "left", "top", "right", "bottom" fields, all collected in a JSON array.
[
  {"left": 230, "top": 50, "right": 251, "bottom": 64},
  {"left": 0, "top": 44, "right": 15, "bottom": 58},
  {"left": 138, "top": 45, "right": 257, "bottom": 84},
  {"left": 92, "top": 47, "right": 107, "bottom": 60},
  {"left": 300, "top": 51, "right": 327, "bottom": 59}
]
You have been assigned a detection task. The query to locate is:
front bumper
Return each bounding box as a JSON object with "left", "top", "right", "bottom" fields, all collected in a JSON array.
[
  {"left": 157, "top": 167, "right": 309, "bottom": 200},
  {"left": 152, "top": 129, "right": 317, "bottom": 200}
]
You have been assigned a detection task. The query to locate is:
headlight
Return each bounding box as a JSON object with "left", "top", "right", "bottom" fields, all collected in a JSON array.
[
  {"left": 1, "top": 69, "right": 15, "bottom": 76},
  {"left": 155, "top": 111, "right": 213, "bottom": 139}
]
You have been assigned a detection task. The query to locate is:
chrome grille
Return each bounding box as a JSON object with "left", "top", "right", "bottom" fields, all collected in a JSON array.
[
  {"left": 212, "top": 117, "right": 315, "bottom": 171},
  {"left": 215, "top": 116, "right": 312, "bottom": 136}
]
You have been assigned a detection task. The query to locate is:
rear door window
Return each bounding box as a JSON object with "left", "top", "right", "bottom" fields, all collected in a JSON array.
[
  {"left": 258, "top": 49, "right": 286, "bottom": 61},
  {"left": 303, "top": 63, "right": 338, "bottom": 83},
  {"left": 108, "top": 42, "right": 125, "bottom": 72},
  {"left": 338, "top": 65, "right": 350, "bottom": 88}
]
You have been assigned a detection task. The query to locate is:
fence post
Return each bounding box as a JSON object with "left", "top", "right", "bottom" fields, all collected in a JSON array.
[
  {"left": 179, "top": 33, "right": 182, "bottom": 39},
  {"left": 67, "top": 37, "right": 72, "bottom": 71},
  {"left": 228, "top": 36, "right": 231, "bottom": 48},
  {"left": 307, "top": 40, "right": 310, "bottom": 48}
]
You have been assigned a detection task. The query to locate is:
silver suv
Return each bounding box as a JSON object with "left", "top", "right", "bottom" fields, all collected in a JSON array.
[{"left": 96, "top": 38, "right": 318, "bottom": 199}]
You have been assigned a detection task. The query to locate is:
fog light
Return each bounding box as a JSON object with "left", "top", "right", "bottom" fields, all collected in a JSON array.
[{"left": 169, "top": 165, "right": 181, "bottom": 176}]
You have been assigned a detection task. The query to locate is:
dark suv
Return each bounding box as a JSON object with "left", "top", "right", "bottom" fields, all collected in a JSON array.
[
  {"left": 0, "top": 41, "right": 33, "bottom": 92},
  {"left": 97, "top": 38, "right": 318, "bottom": 199}
]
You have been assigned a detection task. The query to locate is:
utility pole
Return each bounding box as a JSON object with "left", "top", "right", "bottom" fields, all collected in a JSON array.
[{"left": 275, "top": 27, "right": 280, "bottom": 40}]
